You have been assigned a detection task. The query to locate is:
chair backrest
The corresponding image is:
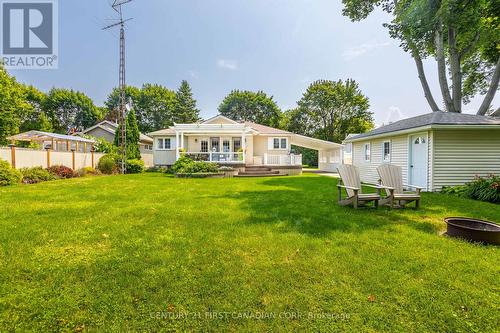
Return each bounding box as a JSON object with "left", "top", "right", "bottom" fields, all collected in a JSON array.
[
  {"left": 377, "top": 164, "right": 404, "bottom": 194},
  {"left": 337, "top": 164, "right": 361, "bottom": 197}
]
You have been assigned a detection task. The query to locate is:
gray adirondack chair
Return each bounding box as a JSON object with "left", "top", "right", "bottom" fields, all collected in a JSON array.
[
  {"left": 377, "top": 164, "right": 422, "bottom": 208},
  {"left": 337, "top": 165, "right": 381, "bottom": 209}
]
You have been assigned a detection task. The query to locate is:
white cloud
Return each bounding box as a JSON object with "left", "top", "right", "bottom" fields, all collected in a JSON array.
[
  {"left": 216, "top": 59, "right": 238, "bottom": 71},
  {"left": 342, "top": 40, "right": 391, "bottom": 61}
]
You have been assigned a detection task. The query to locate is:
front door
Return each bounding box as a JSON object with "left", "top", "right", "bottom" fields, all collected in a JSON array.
[{"left": 409, "top": 134, "right": 428, "bottom": 189}]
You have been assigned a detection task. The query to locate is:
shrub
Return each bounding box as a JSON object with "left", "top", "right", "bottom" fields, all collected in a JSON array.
[
  {"left": 171, "top": 156, "right": 194, "bottom": 174},
  {"left": 0, "top": 159, "right": 22, "bottom": 186},
  {"left": 464, "top": 174, "right": 500, "bottom": 203},
  {"left": 146, "top": 166, "right": 169, "bottom": 173},
  {"left": 126, "top": 159, "right": 145, "bottom": 174},
  {"left": 442, "top": 174, "right": 500, "bottom": 204},
  {"left": 20, "top": 167, "right": 56, "bottom": 184},
  {"left": 171, "top": 156, "right": 220, "bottom": 175},
  {"left": 97, "top": 154, "right": 119, "bottom": 175},
  {"left": 76, "top": 167, "right": 101, "bottom": 177},
  {"left": 218, "top": 166, "right": 235, "bottom": 171},
  {"left": 47, "top": 165, "right": 75, "bottom": 179}
]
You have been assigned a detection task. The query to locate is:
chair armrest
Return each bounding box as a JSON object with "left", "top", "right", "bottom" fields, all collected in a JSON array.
[
  {"left": 337, "top": 184, "right": 360, "bottom": 191},
  {"left": 363, "top": 183, "right": 385, "bottom": 190},
  {"left": 377, "top": 184, "right": 395, "bottom": 190}
]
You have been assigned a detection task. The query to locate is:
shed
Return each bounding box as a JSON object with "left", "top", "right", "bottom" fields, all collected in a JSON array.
[{"left": 343, "top": 112, "right": 500, "bottom": 191}]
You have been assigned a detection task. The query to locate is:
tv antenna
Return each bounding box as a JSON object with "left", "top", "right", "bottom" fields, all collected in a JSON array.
[{"left": 103, "top": 0, "right": 133, "bottom": 174}]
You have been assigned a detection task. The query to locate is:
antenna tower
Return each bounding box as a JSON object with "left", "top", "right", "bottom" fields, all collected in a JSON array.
[{"left": 103, "top": 0, "right": 133, "bottom": 174}]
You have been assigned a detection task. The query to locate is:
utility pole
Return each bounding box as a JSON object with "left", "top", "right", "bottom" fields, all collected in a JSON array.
[{"left": 103, "top": 0, "right": 133, "bottom": 174}]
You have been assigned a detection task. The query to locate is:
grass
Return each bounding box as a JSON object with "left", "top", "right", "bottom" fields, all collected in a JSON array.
[{"left": 0, "top": 173, "right": 498, "bottom": 332}]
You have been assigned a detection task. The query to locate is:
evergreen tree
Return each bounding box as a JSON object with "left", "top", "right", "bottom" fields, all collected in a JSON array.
[
  {"left": 174, "top": 80, "right": 200, "bottom": 123},
  {"left": 114, "top": 109, "right": 141, "bottom": 160}
]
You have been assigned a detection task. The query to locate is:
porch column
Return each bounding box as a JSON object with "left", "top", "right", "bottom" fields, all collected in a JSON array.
[
  {"left": 241, "top": 132, "right": 246, "bottom": 164},
  {"left": 175, "top": 131, "right": 180, "bottom": 160},
  {"left": 181, "top": 132, "right": 184, "bottom": 149}
]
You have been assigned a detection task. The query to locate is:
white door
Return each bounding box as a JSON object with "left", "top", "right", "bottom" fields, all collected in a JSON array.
[{"left": 409, "top": 134, "right": 428, "bottom": 189}]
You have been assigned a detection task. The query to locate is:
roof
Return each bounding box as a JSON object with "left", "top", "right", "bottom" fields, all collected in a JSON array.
[
  {"left": 202, "top": 115, "right": 239, "bottom": 124},
  {"left": 82, "top": 120, "right": 153, "bottom": 143},
  {"left": 346, "top": 112, "right": 500, "bottom": 141},
  {"left": 244, "top": 122, "right": 292, "bottom": 135},
  {"left": 148, "top": 127, "right": 176, "bottom": 136},
  {"left": 8, "top": 130, "right": 95, "bottom": 143}
]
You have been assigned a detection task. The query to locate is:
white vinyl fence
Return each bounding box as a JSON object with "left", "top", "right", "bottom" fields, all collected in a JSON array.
[
  {"left": 0, "top": 147, "right": 104, "bottom": 170},
  {"left": 1, "top": 147, "right": 153, "bottom": 170}
]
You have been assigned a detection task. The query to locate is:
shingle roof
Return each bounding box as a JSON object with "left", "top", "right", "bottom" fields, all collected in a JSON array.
[
  {"left": 244, "top": 122, "right": 292, "bottom": 135},
  {"left": 148, "top": 127, "right": 176, "bottom": 136},
  {"left": 83, "top": 121, "right": 153, "bottom": 143},
  {"left": 347, "top": 112, "right": 500, "bottom": 141}
]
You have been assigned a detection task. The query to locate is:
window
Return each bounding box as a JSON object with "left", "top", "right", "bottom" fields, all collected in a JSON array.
[
  {"left": 364, "top": 143, "right": 371, "bottom": 161},
  {"left": 272, "top": 137, "right": 288, "bottom": 150},
  {"left": 223, "top": 140, "right": 230, "bottom": 152},
  {"left": 232, "top": 138, "right": 241, "bottom": 152},
  {"left": 345, "top": 143, "right": 352, "bottom": 154},
  {"left": 280, "top": 138, "right": 287, "bottom": 149},
  {"left": 210, "top": 138, "right": 220, "bottom": 152},
  {"left": 145, "top": 144, "right": 153, "bottom": 150},
  {"left": 201, "top": 140, "right": 208, "bottom": 152},
  {"left": 273, "top": 138, "right": 280, "bottom": 149},
  {"left": 383, "top": 141, "right": 391, "bottom": 162},
  {"left": 157, "top": 138, "right": 171, "bottom": 150},
  {"left": 414, "top": 137, "right": 426, "bottom": 144}
]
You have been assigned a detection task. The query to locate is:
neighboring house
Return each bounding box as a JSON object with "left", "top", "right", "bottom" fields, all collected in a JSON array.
[
  {"left": 148, "top": 115, "right": 342, "bottom": 174},
  {"left": 79, "top": 120, "right": 154, "bottom": 154},
  {"left": 343, "top": 112, "right": 500, "bottom": 191}
]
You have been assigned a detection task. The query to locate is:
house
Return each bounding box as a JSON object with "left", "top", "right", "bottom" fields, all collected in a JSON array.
[
  {"left": 148, "top": 115, "right": 342, "bottom": 174},
  {"left": 79, "top": 120, "right": 154, "bottom": 154},
  {"left": 343, "top": 112, "right": 500, "bottom": 191}
]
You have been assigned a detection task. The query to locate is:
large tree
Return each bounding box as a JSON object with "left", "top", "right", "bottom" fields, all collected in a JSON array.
[
  {"left": 43, "top": 88, "right": 102, "bottom": 133},
  {"left": 138, "top": 84, "right": 177, "bottom": 132},
  {"left": 0, "top": 66, "right": 32, "bottom": 144},
  {"left": 285, "top": 79, "right": 373, "bottom": 143},
  {"left": 174, "top": 80, "right": 200, "bottom": 123},
  {"left": 104, "top": 86, "right": 141, "bottom": 124},
  {"left": 19, "top": 85, "right": 52, "bottom": 133},
  {"left": 218, "top": 90, "right": 282, "bottom": 127},
  {"left": 342, "top": 0, "right": 499, "bottom": 115}
]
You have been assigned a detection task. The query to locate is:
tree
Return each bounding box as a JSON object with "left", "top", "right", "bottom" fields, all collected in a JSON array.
[
  {"left": 0, "top": 65, "right": 31, "bottom": 144},
  {"left": 342, "top": 0, "right": 499, "bottom": 114},
  {"left": 43, "top": 88, "right": 102, "bottom": 133},
  {"left": 218, "top": 90, "right": 282, "bottom": 127},
  {"left": 114, "top": 109, "right": 141, "bottom": 160},
  {"left": 285, "top": 79, "right": 373, "bottom": 143},
  {"left": 19, "top": 85, "right": 52, "bottom": 132},
  {"left": 138, "top": 84, "right": 177, "bottom": 132},
  {"left": 104, "top": 86, "right": 141, "bottom": 124},
  {"left": 175, "top": 80, "right": 200, "bottom": 123}
]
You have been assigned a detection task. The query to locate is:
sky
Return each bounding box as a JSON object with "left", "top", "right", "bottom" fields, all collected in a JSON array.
[{"left": 9, "top": 0, "right": 498, "bottom": 126}]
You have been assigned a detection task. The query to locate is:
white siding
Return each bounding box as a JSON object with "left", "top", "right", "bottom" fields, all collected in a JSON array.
[
  {"left": 432, "top": 129, "right": 500, "bottom": 190},
  {"left": 352, "top": 135, "right": 410, "bottom": 185}
]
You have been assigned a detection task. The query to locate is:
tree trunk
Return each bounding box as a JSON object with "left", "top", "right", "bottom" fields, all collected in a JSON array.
[
  {"left": 435, "top": 28, "right": 455, "bottom": 112},
  {"left": 448, "top": 27, "right": 462, "bottom": 112},
  {"left": 412, "top": 51, "right": 440, "bottom": 112},
  {"left": 477, "top": 57, "right": 500, "bottom": 115}
]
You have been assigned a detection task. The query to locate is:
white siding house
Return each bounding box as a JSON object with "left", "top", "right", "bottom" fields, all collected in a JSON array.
[{"left": 344, "top": 112, "right": 500, "bottom": 191}]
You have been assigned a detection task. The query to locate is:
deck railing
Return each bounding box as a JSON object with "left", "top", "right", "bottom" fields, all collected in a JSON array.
[
  {"left": 264, "top": 153, "right": 302, "bottom": 166},
  {"left": 184, "top": 152, "right": 244, "bottom": 163}
]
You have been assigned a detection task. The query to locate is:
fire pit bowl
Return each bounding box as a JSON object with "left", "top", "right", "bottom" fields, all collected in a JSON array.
[{"left": 444, "top": 217, "right": 500, "bottom": 245}]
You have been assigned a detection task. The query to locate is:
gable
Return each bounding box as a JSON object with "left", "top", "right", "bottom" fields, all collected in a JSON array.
[{"left": 202, "top": 115, "right": 239, "bottom": 125}]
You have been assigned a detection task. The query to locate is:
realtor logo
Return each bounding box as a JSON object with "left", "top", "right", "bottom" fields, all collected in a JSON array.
[{"left": 1, "top": 0, "right": 58, "bottom": 69}]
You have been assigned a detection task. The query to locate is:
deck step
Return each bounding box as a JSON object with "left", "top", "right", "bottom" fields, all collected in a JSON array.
[
  {"left": 239, "top": 170, "right": 279, "bottom": 175},
  {"left": 244, "top": 167, "right": 272, "bottom": 171},
  {"left": 235, "top": 173, "right": 286, "bottom": 178}
]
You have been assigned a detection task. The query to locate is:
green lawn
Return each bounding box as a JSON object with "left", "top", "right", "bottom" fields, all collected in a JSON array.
[{"left": 0, "top": 173, "right": 498, "bottom": 332}]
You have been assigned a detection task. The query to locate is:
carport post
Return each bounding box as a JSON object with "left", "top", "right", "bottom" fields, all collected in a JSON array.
[{"left": 9, "top": 143, "right": 16, "bottom": 169}]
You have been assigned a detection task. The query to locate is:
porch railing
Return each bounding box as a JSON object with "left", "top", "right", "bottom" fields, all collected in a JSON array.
[
  {"left": 184, "top": 152, "right": 244, "bottom": 163},
  {"left": 264, "top": 153, "right": 302, "bottom": 166}
]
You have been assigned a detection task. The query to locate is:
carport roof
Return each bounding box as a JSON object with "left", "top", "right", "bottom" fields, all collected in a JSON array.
[{"left": 291, "top": 134, "right": 343, "bottom": 150}]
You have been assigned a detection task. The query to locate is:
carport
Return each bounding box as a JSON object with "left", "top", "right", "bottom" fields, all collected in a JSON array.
[{"left": 290, "top": 134, "right": 343, "bottom": 172}]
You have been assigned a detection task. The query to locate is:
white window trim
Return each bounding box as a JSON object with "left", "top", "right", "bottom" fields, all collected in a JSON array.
[
  {"left": 271, "top": 137, "right": 289, "bottom": 150},
  {"left": 157, "top": 137, "right": 174, "bottom": 151},
  {"left": 382, "top": 140, "right": 391, "bottom": 162},
  {"left": 364, "top": 143, "right": 371, "bottom": 162}
]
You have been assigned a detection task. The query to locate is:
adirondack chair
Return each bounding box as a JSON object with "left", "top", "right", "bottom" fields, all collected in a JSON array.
[
  {"left": 337, "top": 165, "right": 381, "bottom": 209},
  {"left": 377, "top": 164, "right": 422, "bottom": 208}
]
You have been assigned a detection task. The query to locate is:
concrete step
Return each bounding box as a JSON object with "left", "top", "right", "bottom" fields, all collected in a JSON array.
[
  {"left": 240, "top": 170, "right": 279, "bottom": 175},
  {"left": 238, "top": 171, "right": 280, "bottom": 176},
  {"left": 235, "top": 173, "right": 286, "bottom": 178},
  {"left": 244, "top": 166, "right": 272, "bottom": 171}
]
